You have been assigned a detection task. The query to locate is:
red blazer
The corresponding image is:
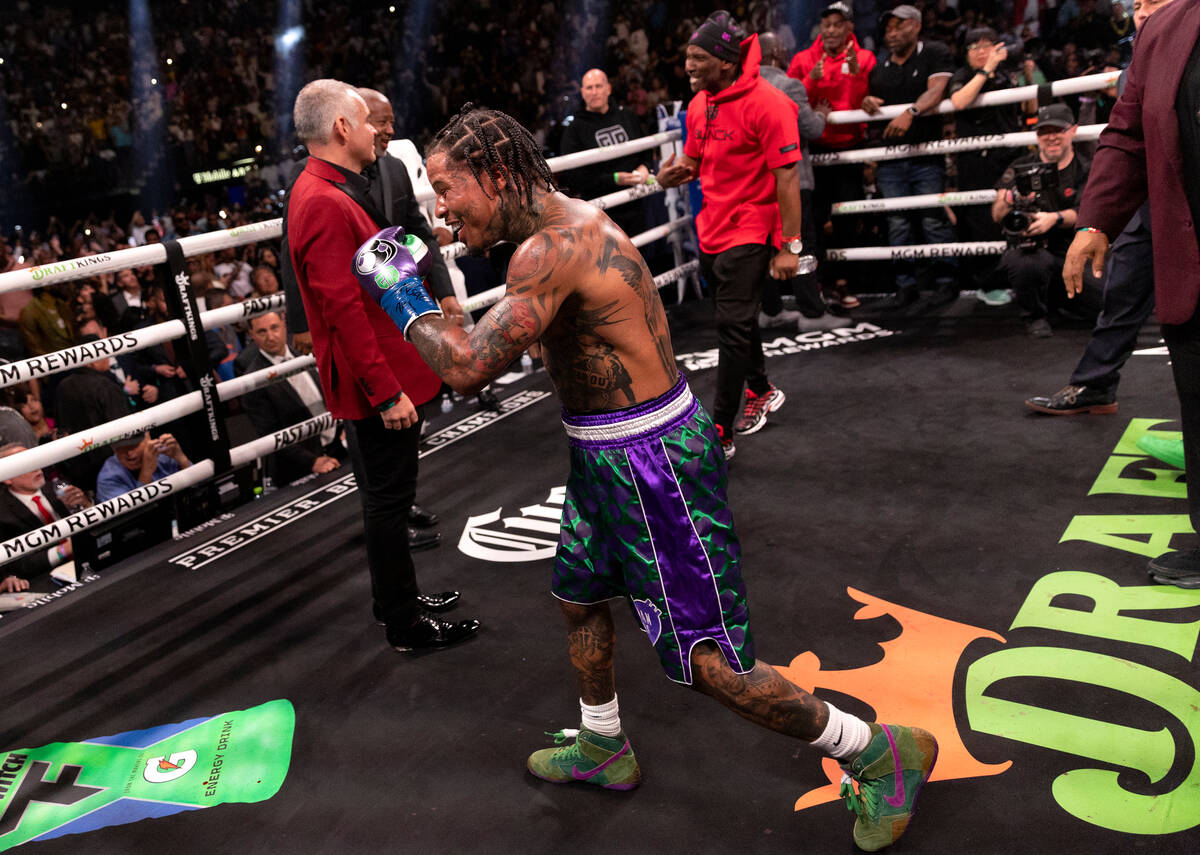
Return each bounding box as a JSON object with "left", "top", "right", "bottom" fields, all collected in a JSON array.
[
  {"left": 287, "top": 157, "right": 441, "bottom": 420},
  {"left": 1077, "top": 0, "right": 1200, "bottom": 325}
]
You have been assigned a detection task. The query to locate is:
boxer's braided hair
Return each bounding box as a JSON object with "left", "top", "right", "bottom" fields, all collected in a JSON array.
[{"left": 427, "top": 104, "right": 556, "bottom": 206}]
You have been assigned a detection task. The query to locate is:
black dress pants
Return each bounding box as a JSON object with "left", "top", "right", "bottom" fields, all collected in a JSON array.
[
  {"left": 345, "top": 412, "right": 422, "bottom": 626},
  {"left": 700, "top": 243, "right": 772, "bottom": 435},
  {"left": 1069, "top": 209, "right": 1155, "bottom": 392}
]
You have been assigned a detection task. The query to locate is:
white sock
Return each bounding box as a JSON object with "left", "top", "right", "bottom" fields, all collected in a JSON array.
[
  {"left": 580, "top": 695, "right": 622, "bottom": 737},
  {"left": 810, "top": 702, "right": 872, "bottom": 759}
]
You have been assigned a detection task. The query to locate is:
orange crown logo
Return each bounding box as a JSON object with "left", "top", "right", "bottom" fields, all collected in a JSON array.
[{"left": 773, "top": 587, "right": 1011, "bottom": 811}]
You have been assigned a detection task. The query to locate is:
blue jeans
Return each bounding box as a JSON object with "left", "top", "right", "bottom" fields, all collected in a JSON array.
[{"left": 876, "top": 157, "right": 956, "bottom": 290}]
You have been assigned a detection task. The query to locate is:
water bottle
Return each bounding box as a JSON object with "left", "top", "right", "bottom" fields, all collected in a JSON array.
[
  {"left": 440, "top": 393, "right": 453, "bottom": 414},
  {"left": 520, "top": 352, "right": 533, "bottom": 375},
  {"left": 796, "top": 254, "right": 819, "bottom": 276},
  {"left": 51, "top": 477, "right": 81, "bottom": 511}
]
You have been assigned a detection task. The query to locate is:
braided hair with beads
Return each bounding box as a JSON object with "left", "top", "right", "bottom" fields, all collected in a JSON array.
[{"left": 426, "top": 104, "right": 557, "bottom": 207}]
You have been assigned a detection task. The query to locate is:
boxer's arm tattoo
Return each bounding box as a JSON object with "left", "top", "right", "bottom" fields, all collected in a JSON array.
[{"left": 408, "top": 232, "right": 563, "bottom": 391}]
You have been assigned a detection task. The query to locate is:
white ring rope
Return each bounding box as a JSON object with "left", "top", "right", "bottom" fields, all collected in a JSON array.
[
  {"left": 825, "top": 69, "right": 1119, "bottom": 125},
  {"left": 813, "top": 123, "right": 1105, "bottom": 165},
  {"left": 0, "top": 220, "right": 283, "bottom": 294},
  {"left": 826, "top": 240, "right": 1006, "bottom": 262},
  {"left": 832, "top": 189, "right": 998, "bottom": 215}
]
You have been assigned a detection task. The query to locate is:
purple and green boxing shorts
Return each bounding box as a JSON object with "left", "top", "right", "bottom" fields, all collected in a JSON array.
[{"left": 553, "top": 374, "right": 755, "bottom": 685}]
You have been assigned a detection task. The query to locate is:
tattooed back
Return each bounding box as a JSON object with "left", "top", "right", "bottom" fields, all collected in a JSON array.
[{"left": 507, "top": 194, "right": 679, "bottom": 413}]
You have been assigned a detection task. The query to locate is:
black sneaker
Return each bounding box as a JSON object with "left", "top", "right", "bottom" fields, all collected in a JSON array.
[
  {"left": 1148, "top": 548, "right": 1200, "bottom": 588},
  {"left": 1025, "top": 385, "right": 1118, "bottom": 416}
]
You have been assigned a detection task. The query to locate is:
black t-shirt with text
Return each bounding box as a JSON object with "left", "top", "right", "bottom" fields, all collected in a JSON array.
[{"left": 868, "top": 40, "right": 954, "bottom": 145}]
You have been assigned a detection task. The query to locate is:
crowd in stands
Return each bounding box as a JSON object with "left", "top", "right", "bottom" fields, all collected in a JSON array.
[{"left": 0, "top": 0, "right": 1146, "bottom": 593}]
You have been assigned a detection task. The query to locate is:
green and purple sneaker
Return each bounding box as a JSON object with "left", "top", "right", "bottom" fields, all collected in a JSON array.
[
  {"left": 839, "top": 724, "right": 938, "bottom": 851},
  {"left": 527, "top": 728, "right": 642, "bottom": 791}
]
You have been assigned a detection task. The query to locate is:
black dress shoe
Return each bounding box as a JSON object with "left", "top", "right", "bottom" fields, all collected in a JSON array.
[
  {"left": 417, "top": 590, "right": 460, "bottom": 613},
  {"left": 387, "top": 612, "right": 481, "bottom": 651},
  {"left": 1025, "top": 384, "right": 1117, "bottom": 415},
  {"left": 408, "top": 526, "right": 441, "bottom": 552},
  {"left": 409, "top": 503, "right": 440, "bottom": 528}
]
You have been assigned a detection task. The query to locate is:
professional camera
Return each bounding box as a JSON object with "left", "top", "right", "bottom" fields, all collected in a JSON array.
[{"left": 1001, "top": 160, "right": 1059, "bottom": 249}]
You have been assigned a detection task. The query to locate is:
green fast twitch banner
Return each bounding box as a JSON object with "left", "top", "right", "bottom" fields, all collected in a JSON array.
[{"left": 0, "top": 699, "right": 294, "bottom": 850}]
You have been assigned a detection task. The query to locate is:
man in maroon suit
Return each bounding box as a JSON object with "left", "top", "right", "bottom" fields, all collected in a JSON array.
[
  {"left": 1064, "top": 0, "right": 1200, "bottom": 589},
  {"left": 287, "top": 79, "right": 479, "bottom": 649}
]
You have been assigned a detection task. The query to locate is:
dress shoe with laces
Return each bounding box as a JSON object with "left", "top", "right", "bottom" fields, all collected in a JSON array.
[
  {"left": 1025, "top": 384, "right": 1118, "bottom": 416},
  {"left": 409, "top": 503, "right": 440, "bottom": 528},
  {"left": 409, "top": 526, "right": 441, "bottom": 552},
  {"left": 387, "top": 612, "right": 480, "bottom": 651},
  {"left": 373, "top": 591, "right": 462, "bottom": 624},
  {"left": 417, "top": 590, "right": 460, "bottom": 612}
]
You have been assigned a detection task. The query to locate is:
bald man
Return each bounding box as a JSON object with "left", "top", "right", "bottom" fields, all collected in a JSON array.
[{"left": 559, "top": 68, "right": 652, "bottom": 240}]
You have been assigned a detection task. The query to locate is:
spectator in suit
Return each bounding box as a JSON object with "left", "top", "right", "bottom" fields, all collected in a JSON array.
[
  {"left": 0, "top": 442, "right": 90, "bottom": 591},
  {"left": 109, "top": 268, "right": 145, "bottom": 332},
  {"left": 233, "top": 311, "right": 344, "bottom": 483}
]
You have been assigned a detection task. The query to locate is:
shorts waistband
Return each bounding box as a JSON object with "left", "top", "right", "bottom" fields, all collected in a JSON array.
[{"left": 562, "top": 375, "right": 694, "bottom": 445}]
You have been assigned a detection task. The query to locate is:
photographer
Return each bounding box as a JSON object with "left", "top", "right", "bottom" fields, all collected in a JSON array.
[{"left": 991, "top": 104, "right": 1095, "bottom": 337}]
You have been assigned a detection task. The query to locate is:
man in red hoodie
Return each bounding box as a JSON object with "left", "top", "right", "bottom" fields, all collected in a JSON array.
[
  {"left": 657, "top": 12, "right": 803, "bottom": 458},
  {"left": 788, "top": 2, "right": 876, "bottom": 307}
]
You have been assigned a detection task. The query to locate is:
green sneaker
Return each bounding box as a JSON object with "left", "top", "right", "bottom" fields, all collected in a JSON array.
[
  {"left": 526, "top": 728, "right": 641, "bottom": 791},
  {"left": 1137, "top": 435, "right": 1186, "bottom": 470},
  {"left": 839, "top": 724, "right": 938, "bottom": 852}
]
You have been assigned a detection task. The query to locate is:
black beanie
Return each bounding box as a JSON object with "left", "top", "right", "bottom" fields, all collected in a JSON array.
[{"left": 689, "top": 11, "right": 743, "bottom": 63}]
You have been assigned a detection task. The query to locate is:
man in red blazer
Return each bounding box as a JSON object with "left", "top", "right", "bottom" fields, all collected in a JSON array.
[
  {"left": 287, "top": 79, "right": 479, "bottom": 649},
  {"left": 1064, "top": 0, "right": 1200, "bottom": 588}
]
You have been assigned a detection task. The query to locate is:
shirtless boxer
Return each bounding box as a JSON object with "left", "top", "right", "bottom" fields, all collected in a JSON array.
[{"left": 352, "top": 105, "right": 937, "bottom": 852}]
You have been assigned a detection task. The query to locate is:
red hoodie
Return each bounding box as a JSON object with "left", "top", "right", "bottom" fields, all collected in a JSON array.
[
  {"left": 787, "top": 34, "right": 875, "bottom": 150},
  {"left": 683, "top": 35, "right": 801, "bottom": 254}
]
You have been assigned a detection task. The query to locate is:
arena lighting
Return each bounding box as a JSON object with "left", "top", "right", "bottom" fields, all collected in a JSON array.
[
  {"left": 166, "top": 57, "right": 173, "bottom": 65},
  {"left": 60, "top": 102, "right": 67, "bottom": 110},
  {"left": 129, "top": 0, "right": 169, "bottom": 211},
  {"left": 392, "top": 0, "right": 438, "bottom": 138},
  {"left": 554, "top": 0, "right": 611, "bottom": 115},
  {"left": 273, "top": 0, "right": 304, "bottom": 153},
  {"left": 276, "top": 25, "right": 304, "bottom": 53},
  {"left": 255, "top": 144, "right": 263, "bottom": 153}
]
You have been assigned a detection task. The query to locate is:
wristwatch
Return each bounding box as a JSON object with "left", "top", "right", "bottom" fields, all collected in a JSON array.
[
  {"left": 908, "top": 105, "right": 921, "bottom": 116},
  {"left": 783, "top": 236, "right": 803, "bottom": 255}
]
